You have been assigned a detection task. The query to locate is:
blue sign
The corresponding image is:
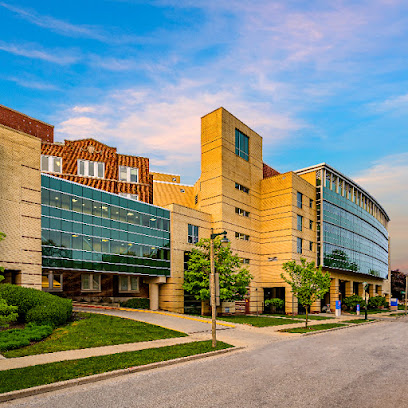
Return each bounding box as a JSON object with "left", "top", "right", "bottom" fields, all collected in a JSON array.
[
  {"left": 356, "top": 304, "right": 360, "bottom": 312},
  {"left": 391, "top": 299, "right": 398, "bottom": 307},
  {"left": 335, "top": 300, "right": 341, "bottom": 310}
]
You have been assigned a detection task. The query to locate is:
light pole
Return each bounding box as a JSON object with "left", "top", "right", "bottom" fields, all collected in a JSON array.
[{"left": 210, "top": 229, "right": 229, "bottom": 348}]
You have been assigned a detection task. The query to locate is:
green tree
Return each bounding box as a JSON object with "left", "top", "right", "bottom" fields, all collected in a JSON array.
[
  {"left": 0, "top": 232, "right": 18, "bottom": 327},
  {"left": 281, "top": 258, "right": 331, "bottom": 328},
  {"left": 183, "top": 238, "right": 253, "bottom": 303}
]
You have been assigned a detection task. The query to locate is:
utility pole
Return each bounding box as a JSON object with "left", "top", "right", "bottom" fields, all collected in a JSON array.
[{"left": 209, "top": 229, "right": 229, "bottom": 347}]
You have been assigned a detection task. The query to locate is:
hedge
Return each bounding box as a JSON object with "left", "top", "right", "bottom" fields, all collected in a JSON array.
[
  {"left": 121, "top": 298, "right": 150, "bottom": 309},
  {"left": 0, "top": 323, "right": 53, "bottom": 351},
  {"left": 0, "top": 284, "right": 72, "bottom": 327}
]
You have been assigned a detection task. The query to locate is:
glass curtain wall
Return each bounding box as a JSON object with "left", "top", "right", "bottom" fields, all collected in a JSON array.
[{"left": 41, "top": 174, "right": 170, "bottom": 277}]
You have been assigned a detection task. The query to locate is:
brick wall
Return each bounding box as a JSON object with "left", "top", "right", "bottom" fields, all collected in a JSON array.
[
  {"left": 0, "top": 105, "right": 54, "bottom": 143},
  {"left": 41, "top": 138, "right": 153, "bottom": 203},
  {"left": 0, "top": 125, "right": 42, "bottom": 289}
]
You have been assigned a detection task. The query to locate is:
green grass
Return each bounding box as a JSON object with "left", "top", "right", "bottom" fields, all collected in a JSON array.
[
  {"left": 342, "top": 319, "right": 374, "bottom": 324},
  {"left": 0, "top": 340, "right": 232, "bottom": 394},
  {"left": 263, "top": 314, "right": 333, "bottom": 320},
  {"left": 4, "top": 313, "right": 186, "bottom": 358},
  {"left": 280, "top": 323, "right": 346, "bottom": 333},
  {"left": 217, "top": 316, "right": 299, "bottom": 327},
  {"left": 348, "top": 309, "right": 390, "bottom": 315},
  {"left": 284, "top": 315, "right": 334, "bottom": 321}
]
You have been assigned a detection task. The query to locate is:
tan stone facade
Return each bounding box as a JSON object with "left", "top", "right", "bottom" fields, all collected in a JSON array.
[
  {"left": 0, "top": 124, "right": 42, "bottom": 288},
  {"left": 154, "top": 107, "right": 390, "bottom": 314}
]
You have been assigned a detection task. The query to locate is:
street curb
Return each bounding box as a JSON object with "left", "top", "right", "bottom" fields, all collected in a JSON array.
[
  {"left": 303, "top": 319, "right": 381, "bottom": 336},
  {"left": 0, "top": 346, "right": 243, "bottom": 403}
]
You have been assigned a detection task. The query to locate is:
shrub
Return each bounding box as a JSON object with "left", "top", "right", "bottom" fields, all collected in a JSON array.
[
  {"left": 0, "top": 323, "right": 52, "bottom": 351},
  {"left": 265, "top": 298, "right": 285, "bottom": 310},
  {"left": 0, "top": 284, "right": 72, "bottom": 327},
  {"left": 0, "top": 298, "right": 18, "bottom": 328},
  {"left": 368, "top": 295, "right": 388, "bottom": 309},
  {"left": 343, "top": 294, "right": 363, "bottom": 310},
  {"left": 121, "top": 298, "right": 150, "bottom": 309}
]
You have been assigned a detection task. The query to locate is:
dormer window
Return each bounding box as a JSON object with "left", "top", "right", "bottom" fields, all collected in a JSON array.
[
  {"left": 78, "top": 160, "right": 104, "bottom": 178},
  {"left": 119, "top": 166, "right": 138, "bottom": 183},
  {"left": 41, "top": 155, "right": 62, "bottom": 174}
]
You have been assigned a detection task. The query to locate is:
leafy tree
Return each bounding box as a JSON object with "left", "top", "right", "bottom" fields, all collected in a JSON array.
[
  {"left": 281, "top": 258, "right": 331, "bottom": 328},
  {"left": 391, "top": 269, "right": 406, "bottom": 300},
  {"left": 183, "top": 238, "right": 253, "bottom": 304}
]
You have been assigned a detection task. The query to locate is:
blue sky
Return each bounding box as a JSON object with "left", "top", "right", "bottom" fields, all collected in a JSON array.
[{"left": 0, "top": 0, "right": 406, "bottom": 270}]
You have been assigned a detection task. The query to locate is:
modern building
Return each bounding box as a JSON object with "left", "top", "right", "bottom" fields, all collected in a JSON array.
[
  {"left": 41, "top": 173, "right": 170, "bottom": 308},
  {"left": 154, "top": 107, "right": 391, "bottom": 314},
  {"left": 0, "top": 104, "right": 391, "bottom": 314},
  {"left": 0, "top": 105, "right": 168, "bottom": 308}
]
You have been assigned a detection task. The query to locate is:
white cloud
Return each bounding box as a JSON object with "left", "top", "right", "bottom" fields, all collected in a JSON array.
[
  {"left": 0, "top": 41, "right": 79, "bottom": 64},
  {"left": 0, "top": 2, "right": 143, "bottom": 44},
  {"left": 354, "top": 153, "right": 408, "bottom": 271},
  {"left": 368, "top": 93, "right": 408, "bottom": 112},
  {"left": 55, "top": 82, "right": 304, "bottom": 182}
]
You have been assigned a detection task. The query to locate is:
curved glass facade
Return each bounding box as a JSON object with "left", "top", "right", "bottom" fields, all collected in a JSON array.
[
  {"left": 322, "top": 186, "right": 388, "bottom": 278},
  {"left": 41, "top": 174, "right": 170, "bottom": 277}
]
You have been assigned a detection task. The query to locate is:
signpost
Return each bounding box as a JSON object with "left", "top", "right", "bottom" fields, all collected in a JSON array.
[{"left": 335, "top": 300, "right": 341, "bottom": 317}]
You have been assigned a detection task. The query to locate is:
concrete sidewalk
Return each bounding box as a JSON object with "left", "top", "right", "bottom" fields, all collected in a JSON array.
[
  {"left": 0, "top": 306, "right": 393, "bottom": 372},
  {"left": 0, "top": 335, "right": 203, "bottom": 371}
]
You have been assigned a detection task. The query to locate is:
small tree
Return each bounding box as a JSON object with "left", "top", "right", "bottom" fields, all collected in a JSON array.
[
  {"left": 183, "top": 238, "right": 253, "bottom": 305},
  {"left": 281, "top": 258, "right": 331, "bottom": 328}
]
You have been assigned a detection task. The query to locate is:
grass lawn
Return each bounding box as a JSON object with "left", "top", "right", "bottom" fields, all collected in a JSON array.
[
  {"left": 4, "top": 313, "right": 186, "bottom": 358},
  {"left": 286, "top": 315, "right": 333, "bottom": 321},
  {"left": 348, "top": 309, "right": 390, "bottom": 315},
  {"left": 263, "top": 314, "right": 333, "bottom": 320},
  {"left": 342, "top": 319, "right": 374, "bottom": 324},
  {"left": 0, "top": 341, "right": 232, "bottom": 394},
  {"left": 217, "top": 316, "right": 299, "bottom": 327},
  {"left": 280, "top": 323, "right": 346, "bottom": 333}
]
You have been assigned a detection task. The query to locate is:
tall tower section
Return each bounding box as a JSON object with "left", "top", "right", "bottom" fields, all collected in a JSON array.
[{"left": 199, "top": 108, "right": 264, "bottom": 312}]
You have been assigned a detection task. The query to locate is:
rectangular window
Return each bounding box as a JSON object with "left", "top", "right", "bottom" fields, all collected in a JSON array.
[
  {"left": 242, "top": 258, "right": 250, "bottom": 264},
  {"left": 235, "top": 232, "right": 250, "bottom": 241},
  {"left": 297, "top": 237, "right": 303, "bottom": 254},
  {"left": 309, "top": 198, "right": 313, "bottom": 208},
  {"left": 119, "top": 193, "right": 139, "bottom": 201},
  {"left": 42, "top": 273, "right": 63, "bottom": 292},
  {"left": 297, "top": 215, "right": 303, "bottom": 231},
  {"left": 297, "top": 192, "right": 302, "bottom": 209},
  {"left": 235, "top": 129, "right": 249, "bottom": 161},
  {"left": 309, "top": 220, "right": 313, "bottom": 230},
  {"left": 119, "top": 276, "right": 139, "bottom": 292},
  {"left": 309, "top": 241, "right": 313, "bottom": 251},
  {"left": 81, "top": 273, "right": 101, "bottom": 291},
  {"left": 188, "top": 224, "right": 199, "bottom": 244},
  {"left": 41, "top": 155, "right": 62, "bottom": 174},
  {"left": 118, "top": 166, "right": 139, "bottom": 183},
  {"left": 77, "top": 160, "right": 104, "bottom": 178},
  {"left": 235, "top": 207, "right": 250, "bottom": 217},
  {"left": 235, "top": 182, "right": 249, "bottom": 193}
]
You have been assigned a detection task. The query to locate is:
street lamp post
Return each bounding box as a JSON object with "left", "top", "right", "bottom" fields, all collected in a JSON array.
[{"left": 210, "top": 229, "right": 229, "bottom": 348}]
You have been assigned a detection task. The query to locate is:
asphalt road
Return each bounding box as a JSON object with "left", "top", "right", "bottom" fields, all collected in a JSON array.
[{"left": 4, "top": 318, "right": 407, "bottom": 408}]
